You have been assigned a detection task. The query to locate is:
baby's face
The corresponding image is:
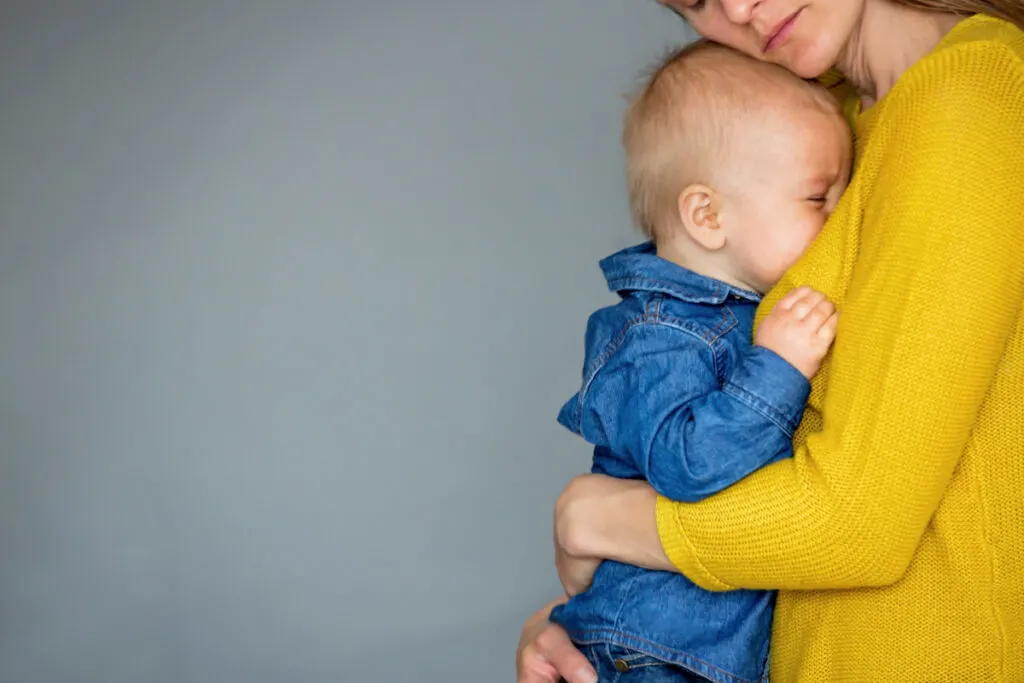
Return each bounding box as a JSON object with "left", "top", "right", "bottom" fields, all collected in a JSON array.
[{"left": 717, "top": 99, "right": 851, "bottom": 293}]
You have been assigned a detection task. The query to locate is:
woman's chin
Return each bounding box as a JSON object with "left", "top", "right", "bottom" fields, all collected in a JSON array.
[{"left": 777, "top": 44, "right": 840, "bottom": 80}]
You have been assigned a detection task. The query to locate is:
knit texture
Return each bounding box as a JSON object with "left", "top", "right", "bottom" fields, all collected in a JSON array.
[{"left": 655, "top": 15, "right": 1024, "bottom": 682}]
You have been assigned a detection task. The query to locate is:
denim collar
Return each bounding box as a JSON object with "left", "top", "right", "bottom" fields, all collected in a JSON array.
[{"left": 600, "top": 242, "right": 761, "bottom": 304}]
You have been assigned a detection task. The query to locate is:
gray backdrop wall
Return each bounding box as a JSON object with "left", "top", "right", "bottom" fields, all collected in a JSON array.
[{"left": 0, "top": 2, "right": 694, "bottom": 682}]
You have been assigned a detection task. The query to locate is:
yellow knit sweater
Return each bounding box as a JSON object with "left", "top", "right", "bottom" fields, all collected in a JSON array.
[{"left": 655, "top": 15, "right": 1024, "bottom": 682}]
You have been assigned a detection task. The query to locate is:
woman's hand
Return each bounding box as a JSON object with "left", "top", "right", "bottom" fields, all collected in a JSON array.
[
  {"left": 554, "top": 474, "right": 673, "bottom": 581},
  {"left": 516, "top": 599, "right": 597, "bottom": 683}
]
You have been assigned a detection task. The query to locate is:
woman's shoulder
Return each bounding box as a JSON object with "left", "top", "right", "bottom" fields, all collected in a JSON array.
[
  {"left": 872, "top": 14, "right": 1024, "bottom": 130},
  {"left": 905, "top": 14, "right": 1024, "bottom": 93},
  {"left": 818, "top": 16, "right": 1024, "bottom": 128},
  {"left": 940, "top": 12, "right": 1024, "bottom": 55}
]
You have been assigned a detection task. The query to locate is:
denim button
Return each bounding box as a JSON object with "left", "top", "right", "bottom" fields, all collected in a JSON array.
[{"left": 613, "top": 658, "right": 629, "bottom": 672}]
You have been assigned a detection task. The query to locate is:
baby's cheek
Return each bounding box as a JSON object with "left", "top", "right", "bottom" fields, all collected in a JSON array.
[{"left": 800, "top": 211, "right": 829, "bottom": 246}]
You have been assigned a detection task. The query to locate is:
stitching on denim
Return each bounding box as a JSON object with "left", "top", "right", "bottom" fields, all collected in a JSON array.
[
  {"left": 721, "top": 381, "right": 795, "bottom": 437},
  {"left": 613, "top": 657, "right": 672, "bottom": 671},
  {"left": 705, "top": 305, "right": 738, "bottom": 344},
  {"left": 608, "top": 276, "right": 730, "bottom": 304},
  {"left": 649, "top": 296, "right": 662, "bottom": 323},
  {"left": 607, "top": 649, "right": 673, "bottom": 669},
  {"left": 708, "top": 308, "right": 737, "bottom": 379},
  {"left": 569, "top": 630, "right": 751, "bottom": 681},
  {"left": 584, "top": 314, "right": 645, "bottom": 378},
  {"left": 712, "top": 338, "right": 730, "bottom": 387},
  {"left": 655, "top": 312, "right": 735, "bottom": 384},
  {"left": 577, "top": 317, "right": 710, "bottom": 412},
  {"left": 570, "top": 395, "right": 583, "bottom": 435},
  {"left": 565, "top": 628, "right": 755, "bottom": 683},
  {"left": 609, "top": 573, "right": 647, "bottom": 647},
  {"left": 655, "top": 307, "right": 737, "bottom": 347},
  {"left": 609, "top": 276, "right": 760, "bottom": 306},
  {"left": 617, "top": 652, "right": 646, "bottom": 662},
  {"left": 614, "top": 652, "right": 668, "bottom": 668},
  {"left": 573, "top": 292, "right": 745, "bottom": 437},
  {"left": 578, "top": 312, "right": 647, "bottom": 408},
  {"left": 650, "top": 312, "right": 732, "bottom": 347},
  {"left": 717, "top": 304, "right": 746, "bottom": 343}
]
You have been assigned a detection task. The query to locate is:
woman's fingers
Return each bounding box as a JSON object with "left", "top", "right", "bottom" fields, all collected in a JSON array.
[
  {"left": 517, "top": 622, "right": 597, "bottom": 683},
  {"left": 535, "top": 625, "right": 597, "bottom": 683}
]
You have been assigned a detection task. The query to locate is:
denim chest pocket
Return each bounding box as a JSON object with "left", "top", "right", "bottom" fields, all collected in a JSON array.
[
  {"left": 654, "top": 296, "right": 740, "bottom": 343},
  {"left": 655, "top": 301, "right": 745, "bottom": 380},
  {"left": 579, "top": 298, "right": 746, "bottom": 391}
]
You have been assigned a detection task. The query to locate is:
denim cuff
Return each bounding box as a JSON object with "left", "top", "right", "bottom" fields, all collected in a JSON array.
[{"left": 722, "top": 346, "right": 811, "bottom": 436}]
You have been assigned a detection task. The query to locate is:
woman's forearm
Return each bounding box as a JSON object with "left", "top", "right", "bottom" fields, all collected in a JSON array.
[{"left": 556, "top": 475, "right": 674, "bottom": 572}]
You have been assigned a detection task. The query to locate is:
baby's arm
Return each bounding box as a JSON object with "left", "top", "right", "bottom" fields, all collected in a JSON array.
[{"left": 574, "top": 292, "right": 835, "bottom": 502}]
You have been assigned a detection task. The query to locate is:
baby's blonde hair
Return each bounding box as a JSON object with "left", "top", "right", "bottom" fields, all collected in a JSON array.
[{"left": 623, "top": 41, "right": 837, "bottom": 238}]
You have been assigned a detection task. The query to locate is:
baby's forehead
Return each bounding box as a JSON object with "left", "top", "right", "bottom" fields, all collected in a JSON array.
[
  {"left": 693, "top": 62, "right": 837, "bottom": 127},
  {"left": 692, "top": 69, "right": 847, "bottom": 160},
  {"left": 695, "top": 56, "right": 820, "bottom": 102}
]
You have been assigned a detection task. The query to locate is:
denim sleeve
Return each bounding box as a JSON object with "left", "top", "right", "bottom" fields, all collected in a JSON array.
[{"left": 575, "top": 323, "right": 810, "bottom": 502}]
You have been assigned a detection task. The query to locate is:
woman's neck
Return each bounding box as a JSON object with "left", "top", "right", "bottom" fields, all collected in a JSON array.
[{"left": 837, "top": 0, "right": 965, "bottom": 107}]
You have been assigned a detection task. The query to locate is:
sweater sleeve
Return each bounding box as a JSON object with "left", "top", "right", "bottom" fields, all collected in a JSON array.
[{"left": 655, "top": 42, "right": 1024, "bottom": 590}]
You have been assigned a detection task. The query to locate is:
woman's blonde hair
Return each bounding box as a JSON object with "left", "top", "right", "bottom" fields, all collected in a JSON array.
[{"left": 896, "top": 0, "right": 1024, "bottom": 28}]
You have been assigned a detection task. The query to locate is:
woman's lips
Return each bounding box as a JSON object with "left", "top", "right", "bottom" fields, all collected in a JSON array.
[{"left": 764, "top": 8, "right": 803, "bottom": 53}]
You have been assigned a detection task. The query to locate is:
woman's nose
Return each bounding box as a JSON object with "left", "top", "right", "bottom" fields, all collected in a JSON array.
[{"left": 720, "top": 0, "right": 761, "bottom": 24}]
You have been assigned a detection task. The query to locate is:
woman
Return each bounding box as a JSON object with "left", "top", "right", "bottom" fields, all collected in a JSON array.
[{"left": 517, "top": 1, "right": 1024, "bottom": 681}]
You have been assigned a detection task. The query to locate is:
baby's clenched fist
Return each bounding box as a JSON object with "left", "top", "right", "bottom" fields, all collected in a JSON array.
[{"left": 755, "top": 286, "right": 838, "bottom": 379}]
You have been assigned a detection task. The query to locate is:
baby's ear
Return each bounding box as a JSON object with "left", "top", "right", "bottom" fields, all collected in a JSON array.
[{"left": 677, "top": 184, "right": 725, "bottom": 251}]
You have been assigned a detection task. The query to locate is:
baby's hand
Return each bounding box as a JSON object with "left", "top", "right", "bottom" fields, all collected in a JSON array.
[{"left": 755, "top": 286, "right": 838, "bottom": 379}]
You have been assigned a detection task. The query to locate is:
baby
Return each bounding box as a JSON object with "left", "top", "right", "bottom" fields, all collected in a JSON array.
[{"left": 550, "top": 42, "right": 851, "bottom": 683}]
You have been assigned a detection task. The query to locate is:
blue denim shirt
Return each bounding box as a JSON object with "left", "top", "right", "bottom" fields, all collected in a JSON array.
[{"left": 550, "top": 243, "right": 810, "bottom": 683}]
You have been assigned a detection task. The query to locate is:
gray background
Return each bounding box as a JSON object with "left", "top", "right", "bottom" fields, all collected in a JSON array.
[{"left": 0, "top": 2, "right": 694, "bottom": 682}]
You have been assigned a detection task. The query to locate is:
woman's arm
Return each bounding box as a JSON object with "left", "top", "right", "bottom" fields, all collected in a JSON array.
[
  {"left": 554, "top": 475, "right": 668, "bottom": 595},
  {"left": 560, "top": 43, "right": 1024, "bottom": 591}
]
